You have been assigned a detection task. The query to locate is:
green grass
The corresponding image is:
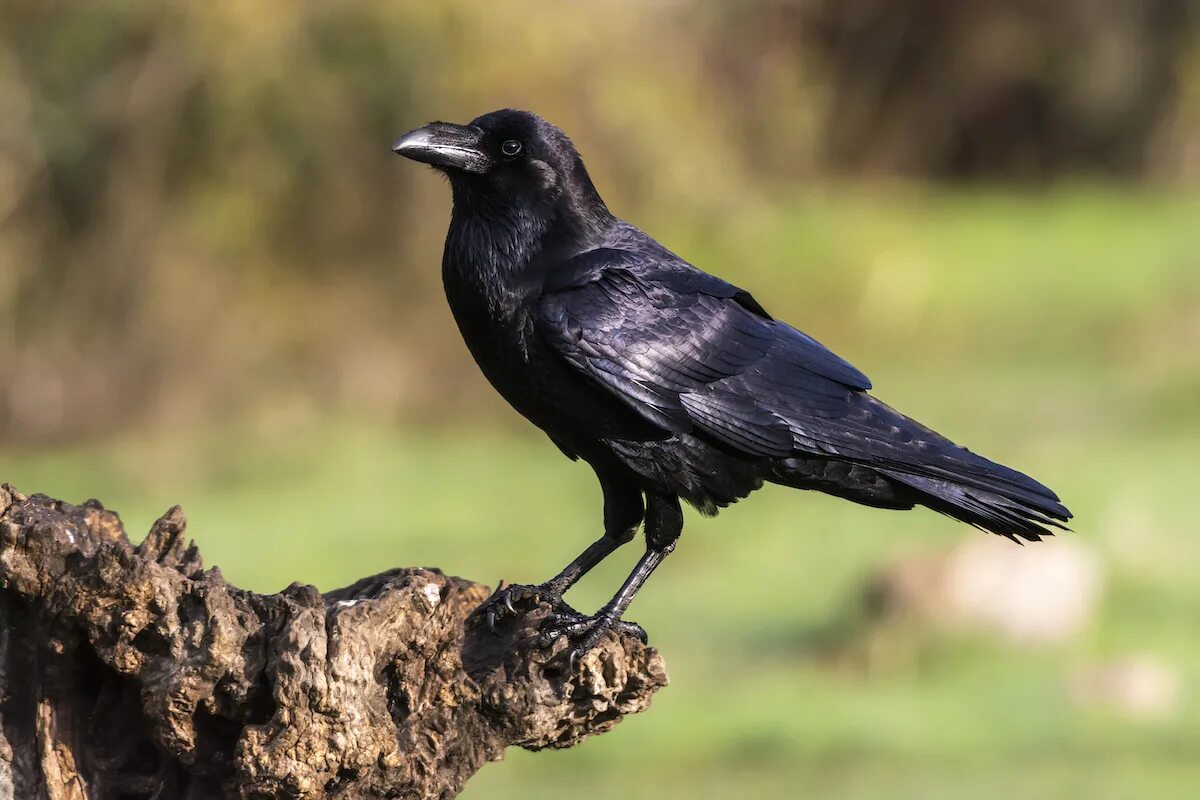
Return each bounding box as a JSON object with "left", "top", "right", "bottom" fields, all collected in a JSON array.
[
  {"left": 5, "top": 416, "right": 1198, "bottom": 799},
  {"left": 4, "top": 186, "right": 1199, "bottom": 798}
]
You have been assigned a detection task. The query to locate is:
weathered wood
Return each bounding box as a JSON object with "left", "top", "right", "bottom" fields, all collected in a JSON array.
[{"left": 0, "top": 484, "right": 667, "bottom": 799}]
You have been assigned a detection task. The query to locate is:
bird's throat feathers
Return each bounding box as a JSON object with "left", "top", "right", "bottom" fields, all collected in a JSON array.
[{"left": 443, "top": 185, "right": 610, "bottom": 312}]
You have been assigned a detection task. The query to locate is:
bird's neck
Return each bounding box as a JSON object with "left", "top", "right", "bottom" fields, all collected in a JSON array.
[{"left": 443, "top": 192, "right": 612, "bottom": 312}]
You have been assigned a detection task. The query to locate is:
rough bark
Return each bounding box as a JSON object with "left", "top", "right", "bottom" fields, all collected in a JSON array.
[{"left": 0, "top": 484, "right": 667, "bottom": 799}]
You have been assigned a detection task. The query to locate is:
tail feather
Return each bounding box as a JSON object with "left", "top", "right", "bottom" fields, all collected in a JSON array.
[{"left": 881, "top": 467, "right": 1071, "bottom": 542}]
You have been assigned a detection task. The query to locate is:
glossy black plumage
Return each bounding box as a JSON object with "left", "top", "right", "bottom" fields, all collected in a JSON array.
[{"left": 394, "top": 109, "right": 1072, "bottom": 658}]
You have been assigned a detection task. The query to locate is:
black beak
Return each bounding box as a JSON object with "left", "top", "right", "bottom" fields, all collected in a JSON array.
[{"left": 392, "top": 122, "right": 491, "bottom": 174}]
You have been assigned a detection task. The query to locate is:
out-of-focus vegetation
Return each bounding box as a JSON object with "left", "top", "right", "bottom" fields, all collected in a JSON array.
[
  {"left": 1, "top": 0, "right": 1198, "bottom": 442},
  {"left": 3, "top": 1, "right": 1200, "bottom": 798}
]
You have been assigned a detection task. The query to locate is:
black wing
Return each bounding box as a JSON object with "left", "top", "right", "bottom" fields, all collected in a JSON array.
[
  {"left": 536, "top": 247, "right": 1070, "bottom": 535},
  {"left": 537, "top": 247, "right": 871, "bottom": 458}
]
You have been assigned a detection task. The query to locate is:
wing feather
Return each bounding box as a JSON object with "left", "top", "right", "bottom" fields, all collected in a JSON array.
[
  {"left": 535, "top": 244, "right": 1068, "bottom": 531},
  {"left": 537, "top": 250, "right": 872, "bottom": 459}
]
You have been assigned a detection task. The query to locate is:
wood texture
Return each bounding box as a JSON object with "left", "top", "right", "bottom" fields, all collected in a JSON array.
[{"left": 0, "top": 485, "right": 667, "bottom": 799}]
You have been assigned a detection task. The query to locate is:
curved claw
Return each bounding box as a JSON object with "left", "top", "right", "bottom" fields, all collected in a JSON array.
[
  {"left": 478, "top": 582, "right": 555, "bottom": 635},
  {"left": 615, "top": 620, "right": 649, "bottom": 644},
  {"left": 531, "top": 609, "right": 649, "bottom": 665}
]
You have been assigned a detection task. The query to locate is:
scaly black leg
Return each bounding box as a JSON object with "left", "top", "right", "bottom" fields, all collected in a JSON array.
[
  {"left": 480, "top": 471, "right": 643, "bottom": 630},
  {"left": 481, "top": 534, "right": 624, "bottom": 630},
  {"left": 536, "top": 493, "right": 682, "bottom": 665}
]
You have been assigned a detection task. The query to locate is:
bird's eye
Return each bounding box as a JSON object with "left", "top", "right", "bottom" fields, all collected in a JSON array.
[{"left": 501, "top": 139, "right": 523, "bottom": 158}]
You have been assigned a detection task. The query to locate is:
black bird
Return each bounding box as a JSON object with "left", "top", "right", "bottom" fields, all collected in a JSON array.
[{"left": 393, "top": 109, "right": 1071, "bottom": 660}]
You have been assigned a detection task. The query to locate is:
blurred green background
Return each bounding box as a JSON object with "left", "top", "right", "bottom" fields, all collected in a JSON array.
[{"left": 2, "top": 2, "right": 1199, "bottom": 798}]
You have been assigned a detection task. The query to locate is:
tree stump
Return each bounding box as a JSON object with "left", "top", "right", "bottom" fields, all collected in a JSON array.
[{"left": 0, "top": 484, "right": 667, "bottom": 799}]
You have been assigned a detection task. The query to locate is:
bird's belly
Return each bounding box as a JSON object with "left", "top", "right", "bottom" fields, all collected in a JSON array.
[{"left": 603, "top": 432, "right": 765, "bottom": 511}]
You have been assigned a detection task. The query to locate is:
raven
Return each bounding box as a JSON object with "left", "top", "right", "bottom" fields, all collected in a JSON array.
[{"left": 393, "top": 109, "right": 1071, "bottom": 660}]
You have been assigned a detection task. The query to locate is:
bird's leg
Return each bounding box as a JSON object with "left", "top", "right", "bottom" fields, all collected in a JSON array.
[
  {"left": 482, "top": 534, "right": 625, "bottom": 630},
  {"left": 541, "top": 533, "right": 628, "bottom": 600},
  {"left": 537, "top": 493, "right": 682, "bottom": 664},
  {"left": 480, "top": 474, "right": 643, "bottom": 631}
]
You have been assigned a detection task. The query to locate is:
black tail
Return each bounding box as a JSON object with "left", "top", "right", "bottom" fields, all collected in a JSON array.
[
  {"left": 762, "top": 390, "right": 1072, "bottom": 541},
  {"left": 766, "top": 449, "right": 1072, "bottom": 542},
  {"left": 878, "top": 460, "right": 1072, "bottom": 542}
]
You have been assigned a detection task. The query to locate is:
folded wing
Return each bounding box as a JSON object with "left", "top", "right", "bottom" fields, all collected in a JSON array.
[{"left": 536, "top": 247, "right": 1070, "bottom": 538}]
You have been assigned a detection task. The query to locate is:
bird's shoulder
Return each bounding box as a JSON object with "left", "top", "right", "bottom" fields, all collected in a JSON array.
[
  {"left": 535, "top": 225, "right": 872, "bottom": 402},
  {"left": 542, "top": 223, "right": 770, "bottom": 318}
]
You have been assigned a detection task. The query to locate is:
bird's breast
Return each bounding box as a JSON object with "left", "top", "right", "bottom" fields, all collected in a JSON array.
[
  {"left": 440, "top": 223, "right": 661, "bottom": 448},
  {"left": 442, "top": 260, "right": 541, "bottom": 392},
  {"left": 440, "top": 277, "right": 649, "bottom": 446}
]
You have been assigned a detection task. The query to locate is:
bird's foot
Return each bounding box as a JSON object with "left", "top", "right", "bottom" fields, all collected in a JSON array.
[
  {"left": 478, "top": 583, "right": 650, "bottom": 668},
  {"left": 479, "top": 581, "right": 561, "bottom": 633},
  {"left": 534, "top": 607, "right": 648, "bottom": 669}
]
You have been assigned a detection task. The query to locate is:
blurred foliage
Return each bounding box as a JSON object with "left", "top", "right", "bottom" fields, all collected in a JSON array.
[
  {"left": 0, "top": 0, "right": 1198, "bottom": 442},
  {"left": 795, "top": 0, "right": 1199, "bottom": 177}
]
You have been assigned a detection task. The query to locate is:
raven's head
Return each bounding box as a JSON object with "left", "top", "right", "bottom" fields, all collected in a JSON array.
[{"left": 393, "top": 109, "right": 608, "bottom": 223}]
